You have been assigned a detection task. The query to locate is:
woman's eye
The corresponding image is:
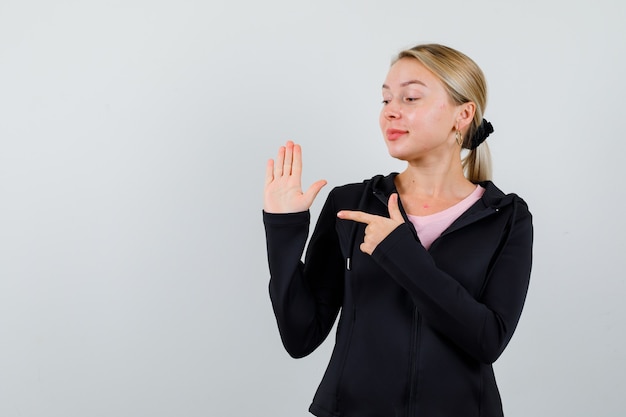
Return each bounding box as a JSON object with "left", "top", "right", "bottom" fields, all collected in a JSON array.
[
  {"left": 404, "top": 97, "right": 419, "bottom": 102},
  {"left": 381, "top": 99, "right": 390, "bottom": 105}
]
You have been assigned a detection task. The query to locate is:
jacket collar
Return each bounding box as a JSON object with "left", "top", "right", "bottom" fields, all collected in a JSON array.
[{"left": 369, "top": 172, "right": 517, "bottom": 211}]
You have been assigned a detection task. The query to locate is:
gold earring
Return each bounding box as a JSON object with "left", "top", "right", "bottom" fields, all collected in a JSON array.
[{"left": 455, "top": 129, "right": 463, "bottom": 147}]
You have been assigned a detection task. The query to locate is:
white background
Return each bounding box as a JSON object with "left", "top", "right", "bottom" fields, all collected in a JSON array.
[{"left": 1, "top": 0, "right": 625, "bottom": 416}]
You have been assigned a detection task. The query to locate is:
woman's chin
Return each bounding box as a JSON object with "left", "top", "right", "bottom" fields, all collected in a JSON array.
[{"left": 386, "top": 146, "right": 410, "bottom": 161}]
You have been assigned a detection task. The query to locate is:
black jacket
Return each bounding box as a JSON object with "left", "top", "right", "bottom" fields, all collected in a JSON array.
[{"left": 263, "top": 173, "right": 533, "bottom": 417}]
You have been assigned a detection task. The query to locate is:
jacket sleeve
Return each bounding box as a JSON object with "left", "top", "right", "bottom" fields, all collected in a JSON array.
[
  {"left": 371, "top": 199, "right": 533, "bottom": 364},
  {"left": 263, "top": 191, "right": 344, "bottom": 358}
]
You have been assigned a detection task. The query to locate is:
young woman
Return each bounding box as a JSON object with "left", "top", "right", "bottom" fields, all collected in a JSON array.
[{"left": 263, "top": 43, "right": 533, "bottom": 417}]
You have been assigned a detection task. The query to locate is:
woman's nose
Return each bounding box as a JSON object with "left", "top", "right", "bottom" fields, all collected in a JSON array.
[{"left": 383, "top": 104, "right": 400, "bottom": 119}]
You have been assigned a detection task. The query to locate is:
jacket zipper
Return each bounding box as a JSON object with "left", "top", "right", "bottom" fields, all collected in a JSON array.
[
  {"left": 375, "top": 186, "right": 423, "bottom": 416},
  {"left": 407, "top": 307, "right": 420, "bottom": 416}
]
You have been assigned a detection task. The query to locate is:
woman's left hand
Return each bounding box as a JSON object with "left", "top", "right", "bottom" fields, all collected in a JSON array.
[{"left": 337, "top": 193, "right": 404, "bottom": 255}]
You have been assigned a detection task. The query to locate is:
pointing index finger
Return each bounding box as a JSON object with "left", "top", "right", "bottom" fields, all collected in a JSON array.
[{"left": 337, "top": 210, "right": 376, "bottom": 224}]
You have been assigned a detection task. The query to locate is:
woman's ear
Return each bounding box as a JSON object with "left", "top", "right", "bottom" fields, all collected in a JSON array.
[{"left": 456, "top": 102, "right": 476, "bottom": 131}]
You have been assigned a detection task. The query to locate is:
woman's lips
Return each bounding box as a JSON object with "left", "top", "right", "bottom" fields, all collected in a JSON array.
[{"left": 386, "top": 129, "right": 408, "bottom": 141}]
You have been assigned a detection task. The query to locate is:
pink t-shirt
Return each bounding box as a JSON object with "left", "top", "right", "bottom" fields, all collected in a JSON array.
[{"left": 406, "top": 185, "right": 485, "bottom": 250}]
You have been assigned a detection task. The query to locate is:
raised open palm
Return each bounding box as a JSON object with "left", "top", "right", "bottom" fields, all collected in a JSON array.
[{"left": 264, "top": 141, "right": 327, "bottom": 214}]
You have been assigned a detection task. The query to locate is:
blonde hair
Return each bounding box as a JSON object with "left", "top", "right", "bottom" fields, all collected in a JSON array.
[{"left": 394, "top": 44, "right": 492, "bottom": 182}]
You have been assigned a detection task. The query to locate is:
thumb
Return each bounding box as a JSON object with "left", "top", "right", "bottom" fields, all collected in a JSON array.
[
  {"left": 388, "top": 193, "right": 404, "bottom": 222},
  {"left": 304, "top": 179, "right": 328, "bottom": 204}
]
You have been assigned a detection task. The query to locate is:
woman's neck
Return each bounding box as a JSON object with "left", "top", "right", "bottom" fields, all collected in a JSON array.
[{"left": 394, "top": 161, "right": 476, "bottom": 215}]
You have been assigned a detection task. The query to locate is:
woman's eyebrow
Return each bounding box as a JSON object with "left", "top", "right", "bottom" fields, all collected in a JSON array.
[{"left": 382, "top": 80, "right": 427, "bottom": 89}]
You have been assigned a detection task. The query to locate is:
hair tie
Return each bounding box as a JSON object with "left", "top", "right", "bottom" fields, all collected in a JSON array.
[{"left": 470, "top": 119, "right": 494, "bottom": 150}]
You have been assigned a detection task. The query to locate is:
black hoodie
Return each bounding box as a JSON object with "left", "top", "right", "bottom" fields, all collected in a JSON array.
[{"left": 263, "top": 173, "right": 533, "bottom": 417}]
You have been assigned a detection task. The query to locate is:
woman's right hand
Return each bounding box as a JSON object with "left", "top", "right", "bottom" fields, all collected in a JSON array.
[{"left": 264, "top": 141, "right": 327, "bottom": 214}]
